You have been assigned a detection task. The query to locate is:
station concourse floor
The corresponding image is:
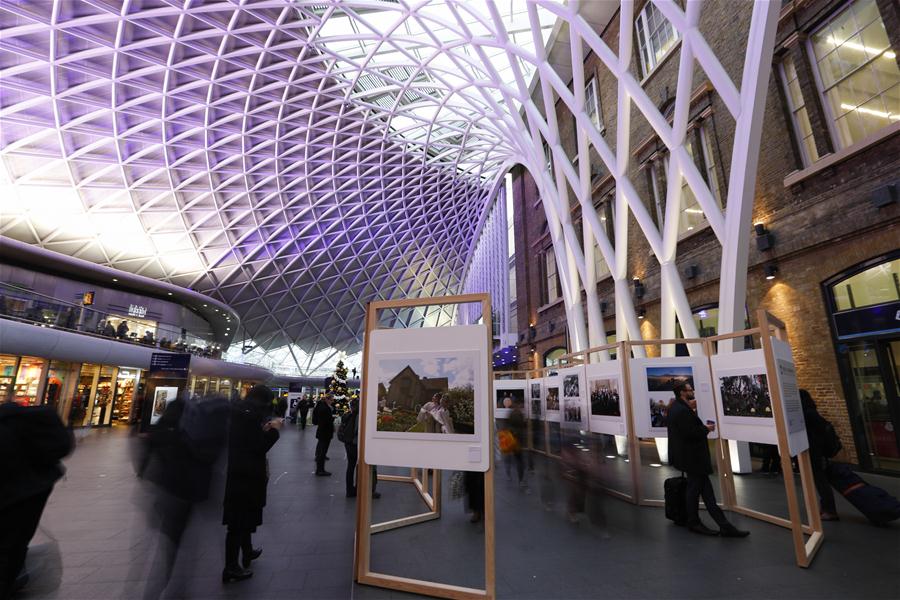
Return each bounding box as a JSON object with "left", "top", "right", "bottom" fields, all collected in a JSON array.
[{"left": 18, "top": 424, "right": 900, "bottom": 600}]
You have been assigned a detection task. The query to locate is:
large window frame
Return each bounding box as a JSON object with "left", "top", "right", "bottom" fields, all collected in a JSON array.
[
  {"left": 805, "top": 0, "right": 900, "bottom": 150},
  {"left": 635, "top": 1, "right": 681, "bottom": 78},
  {"left": 585, "top": 76, "right": 604, "bottom": 133},
  {"left": 778, "top": 55, "right": 821, "bottom": 166},
  {"left": 538, "top": 246, "right": 563, "bottom": 307}
]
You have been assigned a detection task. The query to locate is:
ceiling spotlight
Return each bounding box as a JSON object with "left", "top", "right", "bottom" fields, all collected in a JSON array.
[
  {"left": 638, "top": 308, "right": 646, "bottom": 320},
  {"left": 764, "top": 264, "right": 778, "bottom": 280},
  {"left": 112, "top": 278, "right": 118, "bottom": 282},
  {"left": 167, "top": 292, "right": 173, "bottom": 296}
]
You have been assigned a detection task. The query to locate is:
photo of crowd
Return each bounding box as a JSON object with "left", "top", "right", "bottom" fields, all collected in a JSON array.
[
  {"left": 530, "top": 382, "right": 542, "bottom": 417},
  {"left": 563, "top": 374, "right": 580, "bottom": 398},
  {"left": 646, "top": 366, "right": 694, "bottom": 429},
  {"left": 589, "top": 377, "right": 621, "bottom": 417},
  {"left": 563, "top": 398, "right": 583, "bottom": 423},
  {"left": 720, "top": 374, "right": 772, "bottom": 418},
  {"left": 546, "top": 386, "right": 560, "bottom": 411}
]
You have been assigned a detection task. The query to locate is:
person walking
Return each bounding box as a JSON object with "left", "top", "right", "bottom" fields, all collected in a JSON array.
[
  {"left": 221, "top": 385, "right": 281, "bottom": 583},
  {"left": 800, "top": 389, "right": 839, "bottom": 521},
  {"left": 313, "top": 395, "right": 334, "bottom": 476},
  {"left": 667, "top": 382, "right": 749, "bottom": 537},
  {"left": 504, "top": 397, "right": 527, "bottom": 486},
  {"left": 341, "top": 399, "right": 380, "bottom": 499},
  {"left": 0, "top": 404, "right": 74, "bottom": 599}
]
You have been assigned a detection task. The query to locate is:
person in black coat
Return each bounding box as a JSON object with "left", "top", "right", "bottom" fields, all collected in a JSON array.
[
  {"left": 222, "top": 385, "right": 281, "bottom": 583},
  {"left": 800, "top": 389, "right": 839, "bottom": 520},
  {"left": 0, "top": 404, "right": 74, "bottom": 598},
  {"left": 667, "top": 382, "right": 748, "bottom": 537},
  {"left": 342, "top": 399, "right": 380, "bottom": 499},
  {"left": 313, "top": 396, "right": 334, "bottom": 476},
  {"left": 298, "top": 396, "right": 311, "bottom": 430}
]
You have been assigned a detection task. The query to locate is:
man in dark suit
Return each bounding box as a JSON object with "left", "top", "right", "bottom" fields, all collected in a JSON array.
[
  {"left": 313, "top": 395, "right": 335, "bottom": 476},
  {"left": 667, "top": 382, "right": 749, "bottom": 537}
]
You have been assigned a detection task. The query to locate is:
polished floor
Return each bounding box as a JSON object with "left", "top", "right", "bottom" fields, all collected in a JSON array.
[{"left": 17, "top": 424, "right": 900, "bottom": 600}]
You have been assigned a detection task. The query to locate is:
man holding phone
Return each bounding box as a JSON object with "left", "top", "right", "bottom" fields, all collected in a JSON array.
[{"left": 667, "top": 382, "right": 749, "bottom": 538}]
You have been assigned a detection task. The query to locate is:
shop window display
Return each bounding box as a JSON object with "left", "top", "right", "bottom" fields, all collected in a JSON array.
[
  {"left": 90, "top": 366, "right": 117, "bottom": 426},
  {"left": 13, "top": 357, "right": 46, "bottom": 406},
  {"left": 113, "top": 368, "right": 138, "bottom": 423},
  {"left": 0, "top": 354, "right": 18, "bottom": 402}
]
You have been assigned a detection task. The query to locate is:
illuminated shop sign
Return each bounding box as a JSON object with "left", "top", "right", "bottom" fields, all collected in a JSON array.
[{"left": 128, "top": 304, "right": 148, "bottom": 318}]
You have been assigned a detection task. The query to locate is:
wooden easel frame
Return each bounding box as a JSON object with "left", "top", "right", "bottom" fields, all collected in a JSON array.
[
  {"left": 354, "top": 293, "right": 496, "bottom": 600},
  {"left": 370, "top": 467, "right": 442, "bottom": 534},
  {"left": 549, "top": 312, "right": 823, "bottom": 568}
]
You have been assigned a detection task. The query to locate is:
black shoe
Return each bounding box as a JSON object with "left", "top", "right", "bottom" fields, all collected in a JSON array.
[
  {"left": 222, "top": 567, "right": 253, "bottom": 583},
  {"left": 688, "top": 523, "right": 720, "bottom": 536},
  {"left": 372, "top": 492, "right": 381, "bottom": 499},
  {"left": 315, "top": 471, "right": 332, "bottom": 476},
  {"left": 242, "top": 547, "right": 262, "bottom": 569},
  {"left": 720, "top": 525, "right": 750, "bottom": 538}
]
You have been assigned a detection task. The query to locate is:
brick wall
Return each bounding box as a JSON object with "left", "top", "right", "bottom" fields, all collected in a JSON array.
[{"left": 511, "top": 0, "right": 900, "bottom": 468}]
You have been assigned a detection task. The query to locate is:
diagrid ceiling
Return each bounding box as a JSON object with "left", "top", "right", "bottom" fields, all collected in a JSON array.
[{"left": 0, "top": 0, "right": 562, "bottom": 365}]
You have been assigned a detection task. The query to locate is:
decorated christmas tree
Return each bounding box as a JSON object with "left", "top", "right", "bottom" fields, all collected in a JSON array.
[{"left": 329, "top": 360, "right": 350, "bottom": 415}]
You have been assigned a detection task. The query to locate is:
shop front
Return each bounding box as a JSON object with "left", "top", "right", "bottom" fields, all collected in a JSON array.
[{"left": 825, "top": 253, "right": 900, "bottom": 474}]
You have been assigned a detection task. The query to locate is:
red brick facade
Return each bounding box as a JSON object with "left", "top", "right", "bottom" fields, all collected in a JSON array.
[{"left": 511, "top": 0, "right": 900, "bottom": 467}]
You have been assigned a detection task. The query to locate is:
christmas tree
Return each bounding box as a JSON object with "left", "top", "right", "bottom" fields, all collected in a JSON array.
[{"left": 329, "top": 360, "right": 350, "bottom": 415}]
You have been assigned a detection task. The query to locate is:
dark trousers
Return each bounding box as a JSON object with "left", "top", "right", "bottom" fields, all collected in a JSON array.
[
  {"left": 685, "top": 472, "right": 729, "bottom": 528},
  {"left": 504, "top": 450, "right": 525, "bottom": 482},
  {"left": 464, "top": 472, "right": 484, "bottom": 514},
  {"left": 811, "top": 456, "right": 837, "bottom": 513},
  {"left": 224, "top": 527, "right": 252, "bottom": 569},
  {"left": 0, "top": 490, "right": 51, "bottom": 600},
  {"left": 299, "top": 410, "right": 309, "bottom": 429},
  {"left": 344, "top": 443, "right": 377, "bottom": 496},
  {"left": 315, "top": 436, "right": 332, "bottom": 473}
]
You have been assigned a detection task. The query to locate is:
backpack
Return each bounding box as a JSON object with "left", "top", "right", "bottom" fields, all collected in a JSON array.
[
  {"left": 337, "top": 411, "right": 354, "bottom": 443},
  {"left": 822, "top": 420, "right": 842, "bottom": 459},
  {"left": 498, "top": 429, "right": 518, "bottom": 454}
]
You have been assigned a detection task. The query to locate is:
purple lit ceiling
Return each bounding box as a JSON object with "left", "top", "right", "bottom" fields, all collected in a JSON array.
[{"left": 0, "top": 1, "right": 559, "bottom": 356}]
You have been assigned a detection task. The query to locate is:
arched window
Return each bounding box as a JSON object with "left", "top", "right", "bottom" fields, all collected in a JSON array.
[
  {"left": 543, "top": 347, "right": 567, "bottom": 367},
  {"left": 829, "top": 257, "right": 899, "bottom": 312}
]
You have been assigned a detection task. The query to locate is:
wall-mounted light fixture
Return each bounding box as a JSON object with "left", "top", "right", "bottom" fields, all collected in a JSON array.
[
  {"left": 633, "top": 277, "right": 645, "bottom": 299},
  {"left": 548, "top": 321, "right": 556, "bottom": 332},
  {"left": 638, "top": 308, "right": 646, "bottom": 320},
  {"left": 754, "top": 222, "right": 774, "bottom": 251},
  {"left": 600, "top": 301, "right": 608, "bottom": 313},
  {"left": 528, "top": 325, "right": 536, "bottom": 340},
  {"left": 684, "top": 265, "right": 699, "bottom": 279},
  {"left": 764, "top": 264, "right": 778, "bottom": 280}
]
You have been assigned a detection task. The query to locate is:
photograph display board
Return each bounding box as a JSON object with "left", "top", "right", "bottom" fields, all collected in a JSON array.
[
  {"left": 364, "top": 324, "right": 490, "bottom": 471},
  {"left": 527, "top": 378, "right": 543, "bottom": 419},
  {"left": 559, "top": 366, "right": 588, "bottom": 430},
  {"left": 544, "top": 375, "right": 561, "bottom": 422},
  {"left": 150, "top": 386, "right": 178, "bottom": 425},
  {"left": 771, "top": 338, "right": 809, "bottom": 457},
  {"left": 585, "top": 362, "right": 626, "bottom": 436},
  {"left": 711, "top": 349, "right": 777, "bottom": 445},
  {"left": 494, "top": 380, "right": 526, "bottom": 420},
  {"left": 630, "top": 356, "right": 717, "bottom": 439}
]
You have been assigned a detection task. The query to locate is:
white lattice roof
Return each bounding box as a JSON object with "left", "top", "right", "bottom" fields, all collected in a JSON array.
[{"left": 0, "top": 0, "right": 558, "bottom": 361}]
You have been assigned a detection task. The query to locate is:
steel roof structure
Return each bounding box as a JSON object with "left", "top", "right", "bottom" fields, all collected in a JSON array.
[{"left": 1, "top": 0, "right": 780, "bottom": 374}]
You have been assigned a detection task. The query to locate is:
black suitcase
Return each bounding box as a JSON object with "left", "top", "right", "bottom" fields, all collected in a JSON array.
[
  {"left": 664, "top": 475, "right": 688, "bottom": 525},
  {"left": 827, "top": 462, "right": 900, "bottom": 526}
]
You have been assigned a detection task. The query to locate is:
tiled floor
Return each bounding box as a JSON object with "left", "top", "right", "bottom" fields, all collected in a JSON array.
[{"left": 16, "top": 425, "right": 900, "bottom": 600}]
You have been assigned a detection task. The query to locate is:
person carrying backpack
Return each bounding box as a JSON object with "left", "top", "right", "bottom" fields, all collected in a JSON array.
[{"left": 800, "top": 389, "right": 840, "bottom": 521}]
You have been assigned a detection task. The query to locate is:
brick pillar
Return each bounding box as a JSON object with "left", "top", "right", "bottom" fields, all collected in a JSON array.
[
  {"left": 874, "top": 0, "right": 900, "bottom": 72},
  {"left": 785, "top": 33, "right": 835, "bottom": 156}
]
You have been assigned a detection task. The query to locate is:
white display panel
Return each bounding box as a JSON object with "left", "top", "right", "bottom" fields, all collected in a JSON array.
[
  {"left": 711, "top": 349, "right": 777, "bottom": 445},
  {"left": 364, "top": 324, "right": 490, "bottom": 472},
  {"left": 585, "top": 362, "right": 626, "bottom": 436},
  {"left": 630, "top": 356, "right": 717, "bottom": 439},
  {"left": 772, "top": 338, "right": 809, "bottom": 457},
  {"left": 494, "top": 379, "right": 526, "bottom": 420},
  {"left": 544, "top": 375, "right": 561, "bottom": 423},
  {"left": 526, "top": 378, "right": 543, "bottom": 419},
  {"left": 150, "top": 386, "right": 178, "bottom": 425},
  {"left": 559, "top": 365, "right": 588, "bottom": 431}
]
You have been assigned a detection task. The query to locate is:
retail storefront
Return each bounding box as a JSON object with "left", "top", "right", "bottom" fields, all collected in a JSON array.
[
  {"left": 826, "top": 253, "right": 900, "bottom": 474},
  {"left": 1, "top": 353, "right": 144, "bottom": 427}
]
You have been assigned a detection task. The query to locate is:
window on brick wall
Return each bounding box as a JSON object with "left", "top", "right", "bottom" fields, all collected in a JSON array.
[
  {"left": 543, "top": 140, "right": 553, "bottom": 174},
  {"left": 648, "top": 124, "right": 722, "bottom": 238},
  {"left": 636, "top": 1, "right": 681, "bottom": 77},
  {"left": 779, "top": 55, "right": 821, "bottom": 166},
  {"left": 592, "top": 193, "right": 614, "bottom": 280},
  {"left": 586, "top": 76, "right": 604, "bottom": 133},
  {"left": 539, "top": 246, "right": 562, "bottom": 306},
  {"left": 808, "top": 0, "right": 899, "bottom": 149}
]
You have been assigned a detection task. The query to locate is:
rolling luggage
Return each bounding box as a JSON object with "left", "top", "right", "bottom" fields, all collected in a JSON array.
[
  {"left": 664, "top": 475, "right": 688, "bottom": 526},
  {"left": 827, "top": 462, "right": 900, "bottom": 526}
]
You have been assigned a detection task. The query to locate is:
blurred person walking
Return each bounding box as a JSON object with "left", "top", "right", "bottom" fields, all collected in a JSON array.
[
  {"left": 502, "top": 397, "right": 527, "bottom": 486},
  {"left": 298, "top": 395, "right": 311, "bottom": 430},
  {"left": 800, "top": 389, "right": 840, "bottom": 521},
  {"left": 0, "top": 404, "right": 73, "bottom": 600},
  {"left": 312, "top": 395, "right": 335, "bottom": 476},
  {"left": 668, "top": 382, "right": 749, "bottom": 538},
  {"left": 222, "top": 385, "right": 281, "bottom": 583}
]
